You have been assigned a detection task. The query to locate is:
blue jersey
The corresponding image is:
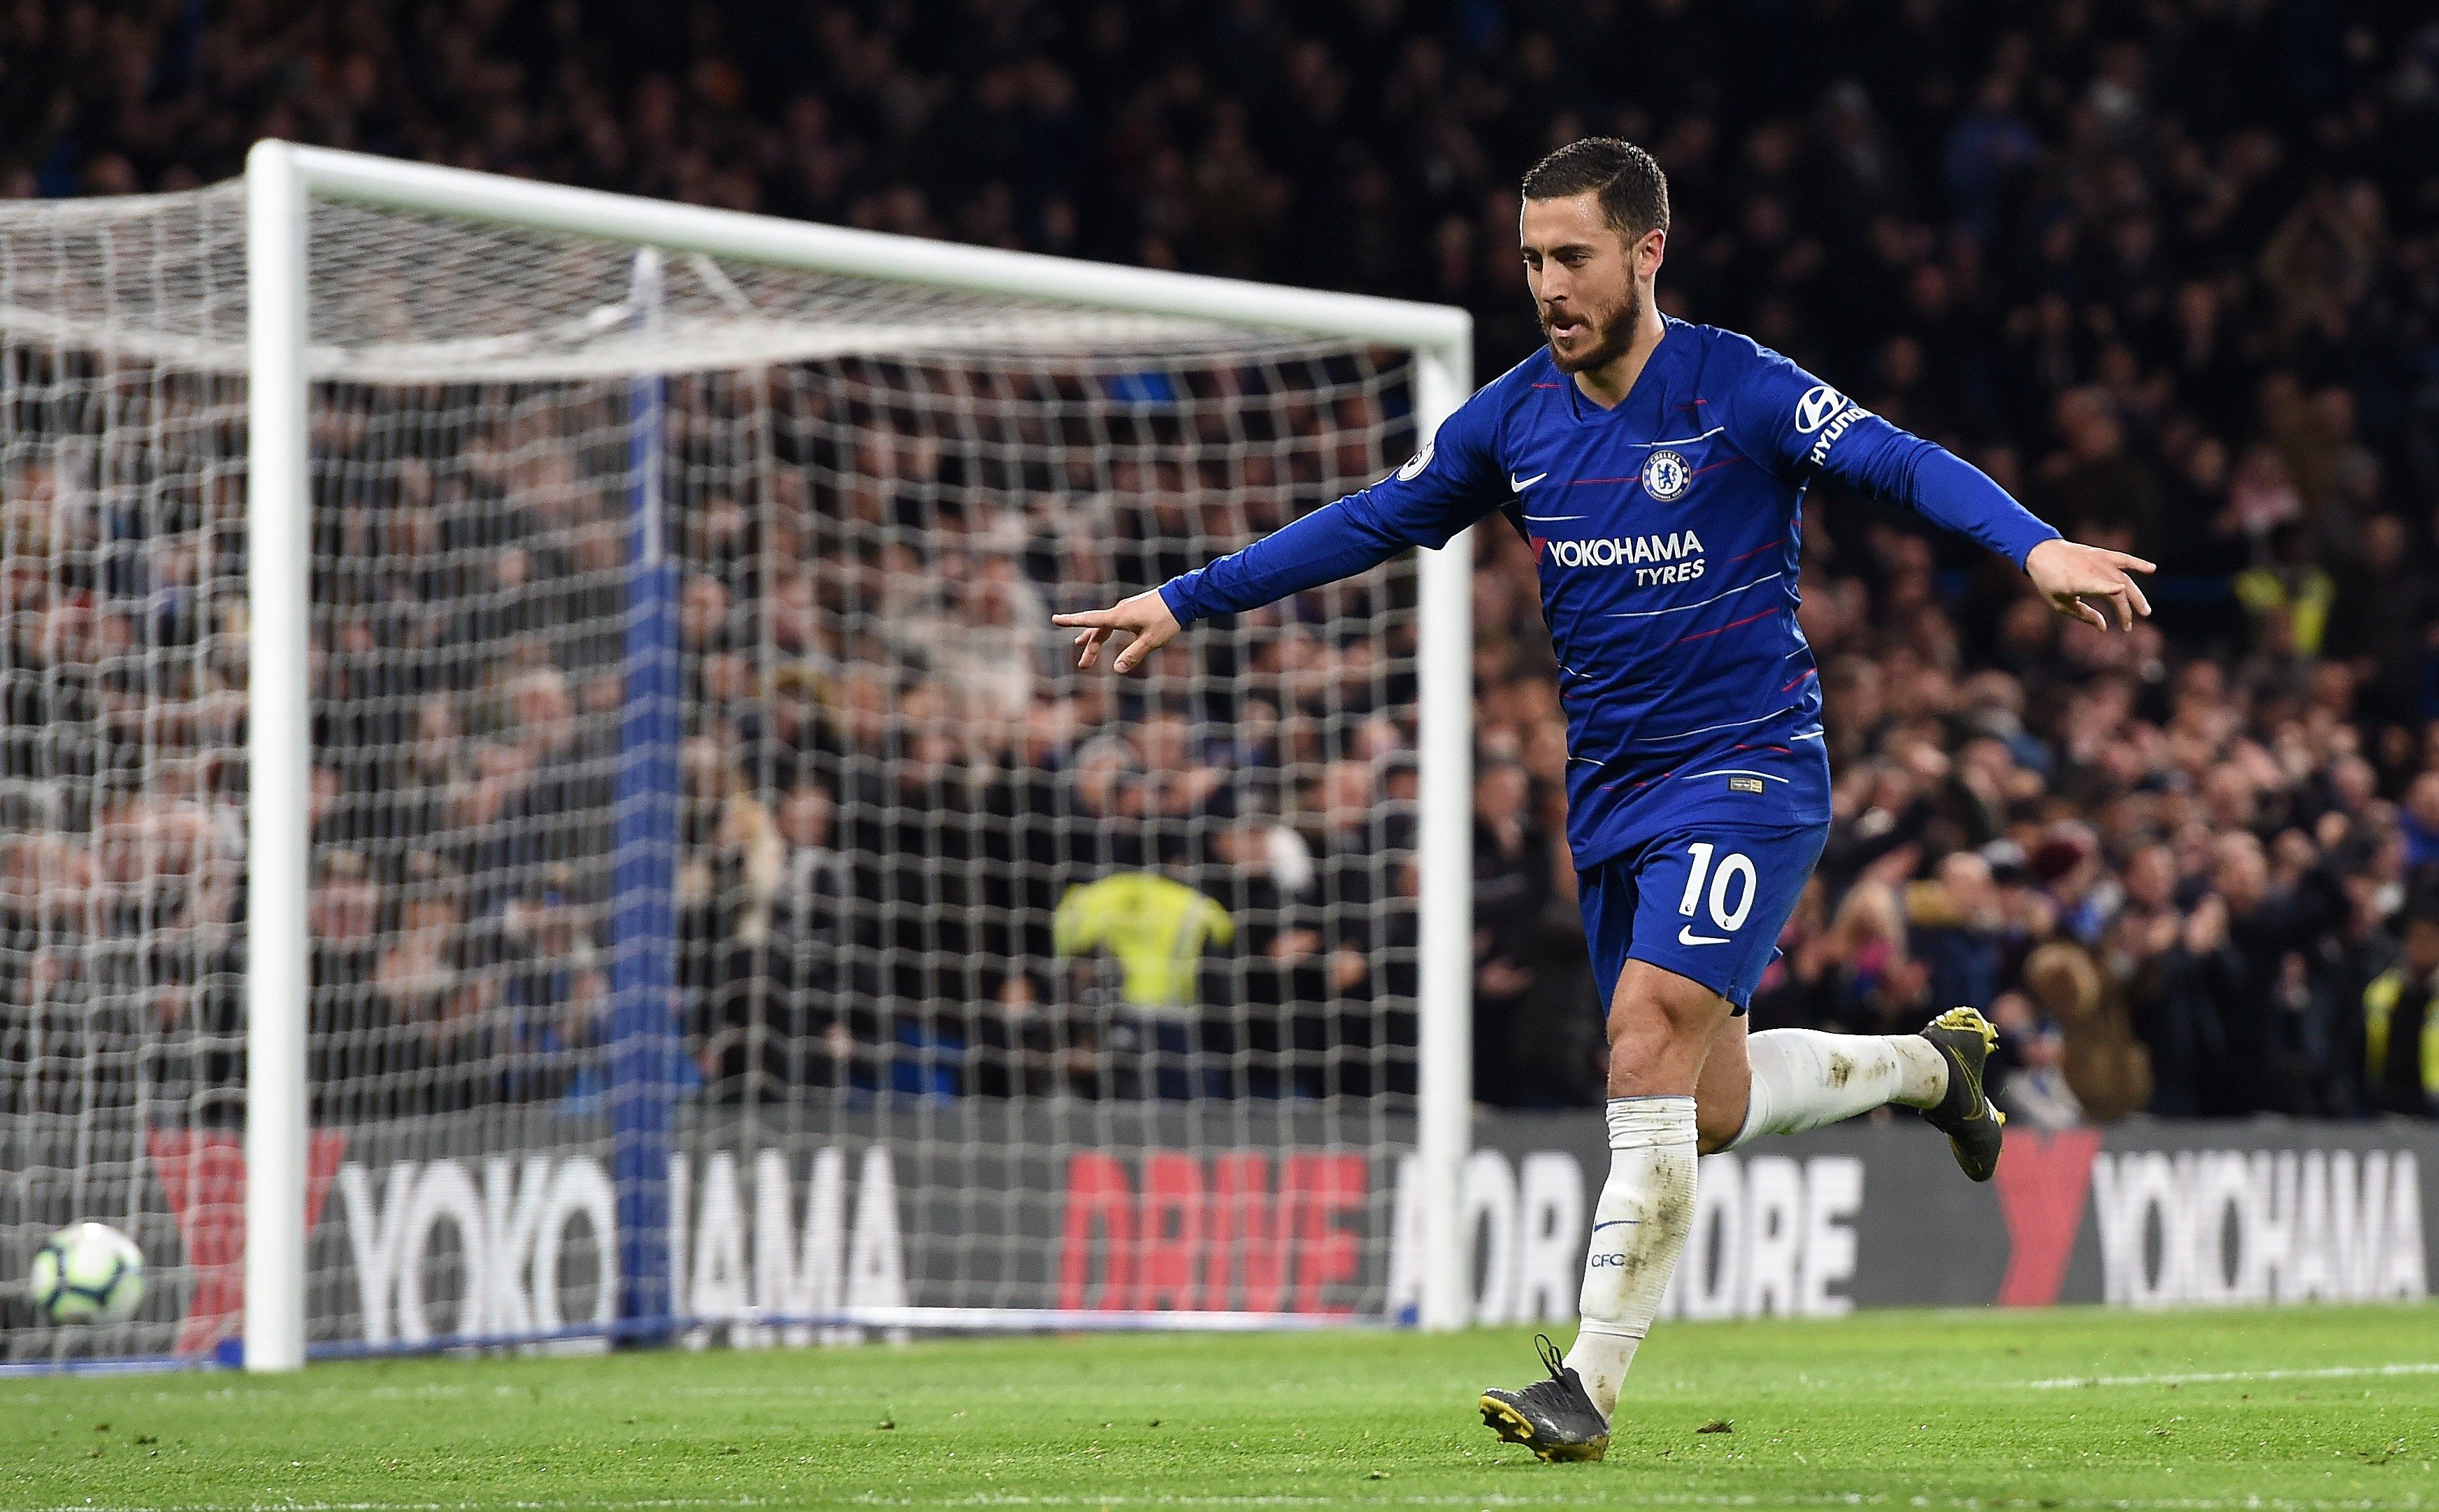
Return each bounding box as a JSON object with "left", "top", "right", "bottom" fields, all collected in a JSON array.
[{"left": 1159, "top": 318, "right": 2058, "bottom": 871}]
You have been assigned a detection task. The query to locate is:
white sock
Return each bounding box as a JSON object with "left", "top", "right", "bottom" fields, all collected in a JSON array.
[
  {"left": 1727, "top": 1028, "right": 1948, "bottom": 1149},
  {"left": 1564, "top": 1095, "right": 1697, "bottom": 1420}
]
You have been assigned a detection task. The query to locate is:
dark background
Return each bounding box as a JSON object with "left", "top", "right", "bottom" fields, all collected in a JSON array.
[{"left": 8, "top": 1, "right": 2439, "bottom": 1122}]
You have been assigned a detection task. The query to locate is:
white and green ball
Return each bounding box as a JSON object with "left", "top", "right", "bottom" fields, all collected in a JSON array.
[{"left": 27, "top": 1222, "right": 145, "bottom": 1325}]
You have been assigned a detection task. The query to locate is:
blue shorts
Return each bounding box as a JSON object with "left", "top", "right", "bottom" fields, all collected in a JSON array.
[{"left": 1577, "top": 821, "right": 1829, "bottom": 1014}]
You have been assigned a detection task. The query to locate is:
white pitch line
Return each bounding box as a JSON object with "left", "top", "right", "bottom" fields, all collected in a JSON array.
[
  {"left": 17, "top": 1504, "right": 771, "bottom": 1512},
  {"left": 904, "top": 1497, "right": 2435, "bottom": 1511},
  {"left": 2020, "top": 1360, "right": 2439, "bottom": 1390}
]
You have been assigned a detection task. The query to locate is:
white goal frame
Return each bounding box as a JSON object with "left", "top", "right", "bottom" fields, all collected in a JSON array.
[{"left": 240, "top": 140, "right": 1477, "bottom": 1371}]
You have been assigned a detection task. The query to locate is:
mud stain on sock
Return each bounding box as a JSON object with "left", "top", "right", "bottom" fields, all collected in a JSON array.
[{"left": 1622, "top": 1167, "right": 1696, "bottom": 1284}]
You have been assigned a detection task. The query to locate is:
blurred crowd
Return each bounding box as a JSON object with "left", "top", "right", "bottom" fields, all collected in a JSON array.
[
  {"left": 6, "top": 0, "right": 2439, "bottom": 1121},
  {"left": 1, "top": 347, "right": 1440, "bottom": 1119}
]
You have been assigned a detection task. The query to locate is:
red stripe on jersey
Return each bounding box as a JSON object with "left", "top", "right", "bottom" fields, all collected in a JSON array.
[{"left": 1674, "top": 608, "right": 1778, "bottom": 645}]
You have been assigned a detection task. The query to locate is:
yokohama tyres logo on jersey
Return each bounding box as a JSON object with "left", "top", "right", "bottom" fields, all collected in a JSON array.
[{"left": 1539, "top": 528, "right": 1706, "bottom": 570}]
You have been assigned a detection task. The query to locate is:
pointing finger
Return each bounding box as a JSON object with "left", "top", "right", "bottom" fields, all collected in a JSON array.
[{"left": 2105, "top": 551, "right": 2158, "bottom": 575}]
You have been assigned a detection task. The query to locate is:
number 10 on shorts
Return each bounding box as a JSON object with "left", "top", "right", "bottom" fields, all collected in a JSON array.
[{"left": 1677, "top": 842, "right": 1756, "bottom": 942}]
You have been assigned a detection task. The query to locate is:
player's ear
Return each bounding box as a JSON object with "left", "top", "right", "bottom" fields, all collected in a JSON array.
[{"left": 1635, "top": 226, "right": 1667, "bottom": 278}]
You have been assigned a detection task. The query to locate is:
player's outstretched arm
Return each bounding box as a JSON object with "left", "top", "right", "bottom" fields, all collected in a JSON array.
[
  {"left": 1731, "top": 347, "right": 2158, "bottom": 633},
  {"left": 1049, "top": 494, "right": 1401, "bottom": 677},
  {"left": 1881, "top": 443, "right": 2156, "bottom": 631},
  {"left": 1055, "top": 589, "right": 1181, "bottom": 675},
  {"left": 1056, "top": 388, "right": 1507, "bottom": 675},
  {"left": 1792, "top": 409, "right": 2156, "bottom": 633},
  {"left": 2023, "top": 537, "right": 2155, "bottom": 632}
]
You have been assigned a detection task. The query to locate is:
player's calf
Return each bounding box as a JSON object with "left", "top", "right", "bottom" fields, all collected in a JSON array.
[
  {"left": 1723, "top": 1024, "right": 1941, "bottom": 1142},
  {"left": 1556, "top": 964, "right": 1724, "bottom": 1413},
  {"left": 1721, "top": 1010, "right": 2005, "bottom": 1181}
]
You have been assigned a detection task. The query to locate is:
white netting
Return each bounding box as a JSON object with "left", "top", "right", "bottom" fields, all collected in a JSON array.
[
  {"left": 1, "top": 180, "right": 1427, "bottom": 1361},
  {"left": 0, "top": 185, "right": 1308, "bottom": 378}
]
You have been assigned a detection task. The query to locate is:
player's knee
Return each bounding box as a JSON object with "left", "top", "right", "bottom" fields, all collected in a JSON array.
[
  {"left": 1604, "top": 961, "right": 1727, "bottom": 1097},
  {"left": 1604, "top": 960, "right": 1725, "bottom": 1039},
  {"left": 1605, "top": 1032, "right": 1701, "bottom": 1099}
]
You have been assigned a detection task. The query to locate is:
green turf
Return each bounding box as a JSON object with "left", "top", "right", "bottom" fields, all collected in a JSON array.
[{"left": 3, "top": 1304, "right": 2434, "bottom": 1510}]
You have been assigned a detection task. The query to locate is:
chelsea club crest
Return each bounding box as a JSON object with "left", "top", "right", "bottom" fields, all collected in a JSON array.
[{"left": 1641, "top": 448, "right": 1692, "bottom": 501}]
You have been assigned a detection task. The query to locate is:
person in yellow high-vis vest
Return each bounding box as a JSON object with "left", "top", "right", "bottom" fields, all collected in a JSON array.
[
  {"left": 2361, "top": 904, "right": 2439, "bottom": 1117},
  {"left": 1053, "top": 870, "right": 1236, "bottom": 1099}
]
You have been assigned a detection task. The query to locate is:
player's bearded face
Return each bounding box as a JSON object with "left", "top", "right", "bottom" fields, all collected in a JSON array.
[
  {"left": 1521, "top": 194, "right": 1646, "bottom": 375},
  {"left": 1541, "top": 278, "right": 1639, "bottom": 375}
]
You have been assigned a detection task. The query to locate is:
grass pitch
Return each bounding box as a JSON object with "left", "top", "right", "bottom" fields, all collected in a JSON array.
[{"left": 3, "top": 1305, "right": 2433, "bottom": 1510}]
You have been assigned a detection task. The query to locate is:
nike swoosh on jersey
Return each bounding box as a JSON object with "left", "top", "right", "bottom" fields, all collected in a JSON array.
[
  {"left": 1677, "top": 925, "right": 1729, "bottom": 945},
  {"left": 1510, "top": 471, "right": 1548, "bottom": 491}
]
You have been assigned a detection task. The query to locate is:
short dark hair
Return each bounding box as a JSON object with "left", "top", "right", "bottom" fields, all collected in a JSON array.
[{"left": 1521, "top": 138, "right": 1671, "bottom": 240}]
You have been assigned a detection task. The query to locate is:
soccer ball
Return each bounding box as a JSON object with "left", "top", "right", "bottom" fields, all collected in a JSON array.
[{"left": 27, "top": 1222, "right": 145, "bottom": 1325}]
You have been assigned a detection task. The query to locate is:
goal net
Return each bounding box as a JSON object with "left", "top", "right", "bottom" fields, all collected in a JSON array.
[{"left": 0, "top": 149, "right": 1472, "bottom": 1367}]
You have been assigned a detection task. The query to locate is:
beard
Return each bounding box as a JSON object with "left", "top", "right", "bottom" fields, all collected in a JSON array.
[{"left": 1543, "top": 282, "right": 1641, "bottom": 375}]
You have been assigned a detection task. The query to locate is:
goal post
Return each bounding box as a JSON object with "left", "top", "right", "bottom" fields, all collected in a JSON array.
[
  {"left": 243, "top": 141, "right": 315, "bottom": 1376},
  {"left": 606, "top": 245, "right": 684, "bottom": 1345},
  {"left": 228, "top": 141, "right": 1476, "bottom": 1371}
]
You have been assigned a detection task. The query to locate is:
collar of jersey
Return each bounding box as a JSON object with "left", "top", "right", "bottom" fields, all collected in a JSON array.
[{"left": 1560, "top": 315, "right": 1683, "bottom": 424}]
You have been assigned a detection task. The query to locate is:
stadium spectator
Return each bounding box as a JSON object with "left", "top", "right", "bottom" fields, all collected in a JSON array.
[{"left": 2361, "top": 895, "right": 2439, "bottom": 1118}]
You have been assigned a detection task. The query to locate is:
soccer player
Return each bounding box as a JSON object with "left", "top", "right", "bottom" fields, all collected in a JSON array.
[{"left": 1053, "top": 138, "right": 2152, "bottom": 1461}]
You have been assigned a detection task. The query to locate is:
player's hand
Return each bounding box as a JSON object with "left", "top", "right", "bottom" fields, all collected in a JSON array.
[
  {"left": 1053, "top": 589, "right": 1180, "bottom": 675},
  {"left": 2024, "top": 538, "right": 2155, "bottom": 632}
]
